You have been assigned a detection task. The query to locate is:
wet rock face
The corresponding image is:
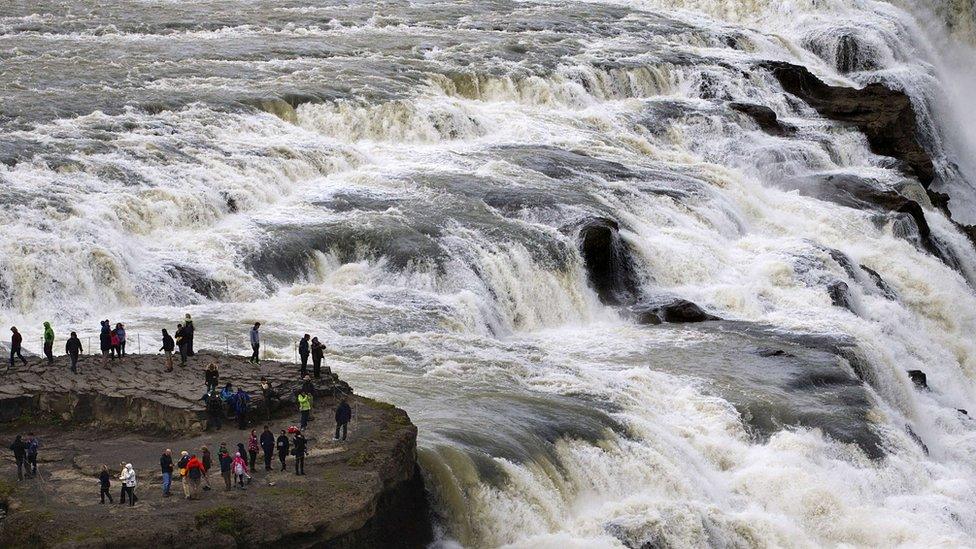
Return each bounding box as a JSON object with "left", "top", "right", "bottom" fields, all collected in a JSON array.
[
  {"left": 763, "top": 61, "right": 935, "bottom": 186},
  {"left": 628, "top": 297, "right": 721, "bottom": 324},
  {"left": 577, "top": 217, "right": 640, "bottom": 305},
  {"left": 729, "top": 102, "right": 796, "bottom": 137}
]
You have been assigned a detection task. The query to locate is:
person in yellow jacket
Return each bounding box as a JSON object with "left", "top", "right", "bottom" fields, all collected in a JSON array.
[{"left": 298, "top": 390, "right": 312, "bottom": 431}]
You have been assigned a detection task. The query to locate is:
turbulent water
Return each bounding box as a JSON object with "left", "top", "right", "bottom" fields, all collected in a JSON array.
[{"left": 4, "top": 0, "right": 976, "bottom": 546}]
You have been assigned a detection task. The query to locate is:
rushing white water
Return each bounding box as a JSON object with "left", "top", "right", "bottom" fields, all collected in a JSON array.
[{"left": 3, "top": 0, "right": 976, "bottom": 546}]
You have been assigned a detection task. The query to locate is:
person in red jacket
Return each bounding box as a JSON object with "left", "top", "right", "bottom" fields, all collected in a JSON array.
[
  {"left": 9, "top": 327, "right": 27, "bottom": 370},
  {"left": 185, "top": 454, "right": 206, "bottom": 500}
]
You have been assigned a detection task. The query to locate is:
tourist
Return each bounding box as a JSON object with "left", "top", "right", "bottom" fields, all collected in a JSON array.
[
  {"left": 298, "top": 334, "right": 310, "bottom": 377},
  {"left": 185, "top": 454, "right": 205, "bottom": 499},
  {"left": 231, "top": 452, "right": 250, "bottom": 489},
  {"left": 99, "top": 320, "right": 111, "bottom": 366},
  {"left": 118, "top": 462, "right": 128, "bottom": 504},
  {"left": 249, "top": 322, "right": 261, "bottom": 364},
  {"left": 260, "top": 377, "right": 275, "bottom": 420},
  {"left": 109, "top": 326, "right": 121, "bottom": 359},
  {"left": 298, "top": 389, "right": 312, "bottom": 431},
  {"left": 9, "top": 434, "right": 26, "bottom": 481},
  {"left": 301, "top": 375, "right": 315, "bottom": 395},
  {"left": 175, "top": 323, "right": 187, "bottom": 366},
  {"left": 207, "top": 391, "right": 224, "bottom": 431},
  {"left": 184, "top": 314, "right": 195, "bottom": 357},
  {"left": 9, "top": 327, "right": 26, "bottom": 370},
  {"left": 205, "top": 362, "right": 219, "bottom": 394},
  {"left": 218, "top": 446, "right": 233, "bottom": 490},
  {"left": 234, "top": 387, "right": 251, "bottom": 429},
  {"left": 293, "top": 430, "right": 307, "bottom": 475},
  {"left": 25, "top": 433, "right": 39, "bottom": 478},
  {"left": 98, "top": 464, "right": 113, "bottom": 504},
  {"left": 42, "top": 322, "right": 55, "bottom": 365},
  {"left": 65, "top": 331, "right": 83, "bottom": 373},
  {"left": 115, "top": 323, "right": 126, "bottom": 357},
  {"left": 160, "top": 449, "right": 173, "bottom": 497},
  {"left": 260, "top": 425, "right": 275, "bottom": 471},
  {"left": 201, "top": 445, "right": 213, "bottom": 491},
  {"left": 335, "top": 398, "right": 352, "bottom": 441},
  {"left": 276, "top": 430, "right": 289, "bottom": 471},
  {"left": 177, "top": 450, "right": 190, "bottom": 499},
  {"left": 120, "top": 463, "right": 137, "bottom": 506},
  {"left": 160, "top": 328, "right": 175, "bottom": 372},
  {"left": 220, "top": 383, "right": 234, "bottom": 402},
  {"left": 311, "top": 337, "right": 325, "bottom": 379},
  {"left": 247, "top": 429, "right": 259, "bottom": 471}
]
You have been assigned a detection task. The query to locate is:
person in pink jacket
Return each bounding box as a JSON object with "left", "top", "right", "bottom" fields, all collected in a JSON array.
[{"left": 231, "top": 452, "right": 250, "bottom": 489}]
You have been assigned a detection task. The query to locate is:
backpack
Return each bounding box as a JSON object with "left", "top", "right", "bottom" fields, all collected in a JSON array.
[{"left": 188, "top": 466, "right": 202, "bottom": 480}]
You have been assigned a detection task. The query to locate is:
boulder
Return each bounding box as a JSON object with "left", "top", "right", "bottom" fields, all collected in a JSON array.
[
  {"left": 907, "top": 369, "right": 928, "bottom": 389},
  {"left": 762, "top": 61, "right": 935, "bottom": 186},
  {"left": 628, "top": 297, "right": 720, "bottom": 324},
  {"left": 577, "top": 217, "right": 640, "bottom": 305},
  {"left": 729, "top": 102, "right": 796, "bottom": 136},
  {"left": 827, "top": 280, "right": 853, "bottom": 310}
]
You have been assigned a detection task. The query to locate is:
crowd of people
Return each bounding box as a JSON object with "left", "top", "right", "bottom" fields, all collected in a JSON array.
[{"left": 6, "top": 316, "right": 359, "bottom": 514}]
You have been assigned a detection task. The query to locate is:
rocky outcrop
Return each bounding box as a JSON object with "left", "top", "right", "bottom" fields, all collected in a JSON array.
[
  {"left": 763, "top": 61, "right": 935, "bottom": 186},
  {"left": 729, "top": 102, "right": 796, "bottom": 136},
  {"left": 577, "top": 217, "right": 640, "bottom": 305},
  {"left": 628, "top": 297, "right": 721, "bottom": 324}
]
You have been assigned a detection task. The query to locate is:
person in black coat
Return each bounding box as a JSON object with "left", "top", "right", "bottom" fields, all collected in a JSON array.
[
  {"left": 310, "top": 337, "right": 326, "bottom": 379},
  {"left": 160, "top": 329, "right": 175, "bottom": 372},
  {"left": 99, "top": 320, "right": 112, "bottom": 366},
  {"left": 98, "top": 465, "right": 113, "bottom": 503},
  {"left": 276, "top": 430, "right": 289, "bottom": 472},
  {"left": 65, "top": 332, "right": 83, "bottom": 373},
  {"left": 292, "top": 431, "right": 307, "bottom": 475},
  {"left": 206, "top": 392, "right": 224, "bottom": 431},
  {"left": 335, "top": 399, "right": 352, "bottom": 441},
  {"left": 259, "top": 426, "right": 275, "bottom": 471},
  {"left": 298, "top": 334, "right": 310, "bottom": 378},
  {"left": 9, "top": 327, "right": 27, "bottom": 370},
  {"left": 9, "top": 435, "right": 27, "bottom": 480}
]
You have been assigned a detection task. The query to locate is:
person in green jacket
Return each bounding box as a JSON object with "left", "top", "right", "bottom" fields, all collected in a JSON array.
[
  {"left": 298, "top": 390, "right": 312, "bottom": 431},
  {"left": 42, "top": 322, "right": 55, "bottom": 365}
]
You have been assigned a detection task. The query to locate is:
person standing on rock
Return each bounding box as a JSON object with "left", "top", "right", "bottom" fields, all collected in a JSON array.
[
  {"left": 247, "top": 429, "right": 259, "bottom": 472},
  {"left": 65, "top": 331, "right": 83, "bottom": 374},
  {"left": 175, "top": 323, "right": 188, "bottom": 367},
  {"left": 234, "top": 387, "right": 251, "bottom": 429},
  {"left": 260, "top": 425, "right": 275, "bottom": 471},
  {"left": 120, "top": 463, "right": 138, "bottom": 506},
  {"left": 260, "top": 377, "right": 275, "bottom": 420},
  {"left": 25, "top": 433, "right": 39, "bottom": 478},
  {"left": 298, "top": 389, "right": 312, "bottom": 431},
  {"left": 109, "top": 326, "right": 121, "bottom": 359},
  {"left": 231, "top": 452, "right": 249, "bottom": 489},
  {"left": 42, "top": 322, "right": 55, "bottom": 365},
  {"left": 205, "top": 362, "right": 219, "bottom": 394},
  {"left": 184, "top": 314, "right": 195, "bottom": 357},
  {"left": 207, "top": 391, "right": 224, "bottom": 431},
  {"left": 276, "top": 429, "right": 289, "bottom": 471},
  {"left": 218, "top": 445, "right": 233, "bottom": 491},
  {"left": 160, "top": 449, "right": 174, "bottom": 497},
  {"left": 292, "top": 430, "right": 307, "bottom": 475},
  {"left": 160, "top": 328, "right": 175, "bottom": 372},
  {"left": 335, "top": 398, "right": 352, "bottom": 442},
  {"left": 98, "top": 464, "right": 113, "bottom": 504},
  {"left": 115, "top": 323, "right": 126, "bottom": 358},
  {"left": 201, "top": 445, "right": 213, "bottom": 491},
  {"left": 177, "top": 450, "right": 190, "bottom": 499},
  {"left": 9, "top": 434, "right": 27, "bottom": 481},
  {"left": 185, "top": 454, "right": 205, "bottom": 499},
  {"left": 298, "top": 334, "right": 310, "bottom": 377},
  {"left": 9, "top": 327, "right": 27, "bottom": 370},
  {"left": 99, "top": 320, "right": 112, "bottom": 367},
  {"left": 249, "top": 322, "right": 261, "bottom": 364},
  {"left": 310, "top": 337, "right": 326, "bottom": 379}
]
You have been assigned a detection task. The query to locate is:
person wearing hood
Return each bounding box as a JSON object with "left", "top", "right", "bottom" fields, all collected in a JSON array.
[
  {"left": 298, "top": 389, "right": 312, "bottom": 431},
  {"left": 115, "top": 323, "right": 126, "bottom": 357},
  {"left": 249, "top": 322, "right": 261, "bottom": 364},
  {"left": 220, "top": 383, "right": 234, "bottom": 402},
  {"left": 260, "top": 425, "right": 275, "bottom": 471},
  {"left": 218, "top": 446, "right": 233, "bottom": 491},
  {"left": 177, "top": 450, "right": 191, "bottom": 499},
  {"left": 25, "top": 433, "right": 39, "bottom": 478},
  {"left": 9, "top": 435, "right": 27, "bottom": 480},
  {"left": 247, "top": 429, "right": 259, "bottom": 471},
  {"left": 184, "top": 314, "right": 195, "bottom": 357},
  {"left": 233, "top": 388, "right": 251, "bottom": 429},
  {"left": 99, "top": 320, "right": 112, "bottom": 367},
  {"left": 298, "top": 334, "right": 310, "bottom": 378},
  {"left": 109, "top": 325, "right": 121, "bottom": 359},
  {"left": 65, "top": 331, "right": 83, "bottom": 373},
  {"left": 276, "top": 430, "right": 289, "bottom": 472},
  {"left": 160, "top": 449, "right": 174, "bottom": 497},
  {"left": 335, "top": 398, "right": 352, "bottom": 441},
  {"left": 206, "top": 390, "right": 224, "bottom": 431},
  {"left": 310, "top": 337, "right": 326, "bottom": 379},
  {"left": 185, "top": 454, "right": 205, "bottom": 499},
  {"left": 42, "top": 322, "right": 55, "bottom": 365},
  {"left": 292, "top": 430, "right": 307, "bottom": 475},
  {"left": 98, "top": 464, "right": 113, "bottom": 504},
  {"left": 160, "top": 328, "right": 175, "bottom": 372},
  {"left": 120, "top": 463, "right": 137, "bottom": 506},
  {"left": 9, "top": 327, "right": 26, "bottom": 370},
  {"left": 231, "top": 452, "right": 250, "bottom": 489}
]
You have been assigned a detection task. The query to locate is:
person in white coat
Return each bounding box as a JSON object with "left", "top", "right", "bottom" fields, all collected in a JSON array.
[{"left": 120, "top": 463, "right": 138, "bottom": 506}]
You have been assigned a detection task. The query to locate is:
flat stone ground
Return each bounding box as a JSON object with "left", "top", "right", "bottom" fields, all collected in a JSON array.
[{"left": 0, "top": 352, "right": 419, "bottom": 547}]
